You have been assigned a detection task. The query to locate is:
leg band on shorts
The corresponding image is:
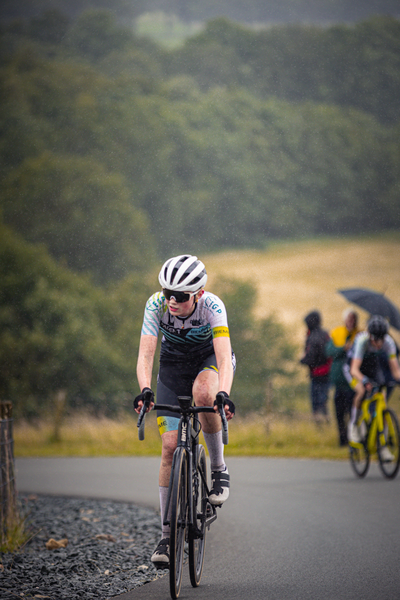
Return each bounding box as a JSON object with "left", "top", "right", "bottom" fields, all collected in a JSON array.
[{"left": 157, "top": 415, "right": 180, "bottom": 435}]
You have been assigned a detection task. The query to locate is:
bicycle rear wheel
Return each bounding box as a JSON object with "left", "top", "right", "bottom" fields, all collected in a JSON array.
[
  {"left": 169, "top": 448, "right": 188, "bottom": 599},
  {"left": 189, "top": 444, "right": 207, "bottom": 587},
  {"left": 378, "top": 408, "right": 400, "bottom": 479},
  {"left": 349, "top": 438, "right": 370, "bottom": 478}
]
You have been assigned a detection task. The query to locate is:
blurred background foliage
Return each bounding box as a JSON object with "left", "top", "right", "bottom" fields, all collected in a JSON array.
[{"left": 1, "top": 3, "right": 399, "bottom": 418}]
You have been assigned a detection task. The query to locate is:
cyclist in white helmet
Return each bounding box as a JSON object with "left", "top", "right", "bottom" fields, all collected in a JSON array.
[
  {"left": 134, "top": 254, "right": 236, "bottom": 569},
  {"left": 344, "top": 315, "right": 400, "bottom": 457}
]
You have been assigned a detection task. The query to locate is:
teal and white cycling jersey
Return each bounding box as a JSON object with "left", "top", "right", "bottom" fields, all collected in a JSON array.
[
  {"left": 348, "top": 331, "right": 397, "bottom": 362},
  {"left": 141, "top": 291, "right": 230, "bottom": 360}
]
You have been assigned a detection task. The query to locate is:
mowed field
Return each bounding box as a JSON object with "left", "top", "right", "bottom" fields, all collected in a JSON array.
[{"left": 204, "top": 234, "right": 400, "bottom": 347}]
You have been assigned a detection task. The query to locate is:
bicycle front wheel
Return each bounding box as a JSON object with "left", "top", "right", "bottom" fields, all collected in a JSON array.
[
  {"left": 378, "top": 408, "right": 400, "bottom": 479},
  {"left": 349, "top": 440, "right": 370, "bottom": 478},
  {"left": 169, "top": 448, "right": 188, "bottom": 599},
  {"left": 189, "top": 444, "right": 207, "bottom": 587}
]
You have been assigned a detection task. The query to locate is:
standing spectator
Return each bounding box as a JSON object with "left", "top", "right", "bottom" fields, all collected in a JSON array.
[
  {"left": 300, "top": 310, "right": 332, "bottom": 424},
  {"left": 326, "top": 309, "right": 359, "bottom": 446}
]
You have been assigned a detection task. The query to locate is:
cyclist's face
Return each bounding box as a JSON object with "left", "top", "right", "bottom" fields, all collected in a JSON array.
[
  {"left": 166, "top": 296, "right": 194, "bottom": 317},
  {"left": 166, "top": 289, "right": 204, "bottom": 318}
]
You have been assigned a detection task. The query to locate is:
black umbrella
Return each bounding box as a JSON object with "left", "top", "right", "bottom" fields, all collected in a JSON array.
[{"left": 338, "top": 288, "right": 400, "bottom": 331}]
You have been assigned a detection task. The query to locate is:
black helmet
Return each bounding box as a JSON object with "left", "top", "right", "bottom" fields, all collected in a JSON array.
[{"left": 367, "top": 315, "right": 388, "bottom": 340}]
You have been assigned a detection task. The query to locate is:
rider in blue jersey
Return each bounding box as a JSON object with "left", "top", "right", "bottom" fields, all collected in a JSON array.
[{"left": 134, "top": 255, "right": 235, "bottom": 569}]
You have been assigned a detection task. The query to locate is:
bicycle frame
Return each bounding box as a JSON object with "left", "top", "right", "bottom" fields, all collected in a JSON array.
[
  {"left": 159, "top": 399, "right": 218, "bottom": 537},
  {"left": 350, "top": 387, "right": 389, "bottom": 453}
]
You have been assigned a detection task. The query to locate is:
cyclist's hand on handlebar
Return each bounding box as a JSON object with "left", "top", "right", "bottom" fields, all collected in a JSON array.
[
  {"left": 214, "top": 391, "right": 235, "bottom": 421},
  {"left": 133, "top": 387, "right": 154, "bottom": 414},
  {"left": 362, "top": 377, "right": 373, "bottom": 394}
]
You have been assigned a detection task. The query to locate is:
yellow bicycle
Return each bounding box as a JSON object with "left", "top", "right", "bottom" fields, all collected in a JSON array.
[{"left": 349, "top": 384, "right": 400, "bottom": 479}]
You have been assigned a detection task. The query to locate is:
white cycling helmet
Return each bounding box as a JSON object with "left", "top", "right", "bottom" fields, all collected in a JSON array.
[{"left": 158, "top": 255, "right": 207, "bottom": 292}]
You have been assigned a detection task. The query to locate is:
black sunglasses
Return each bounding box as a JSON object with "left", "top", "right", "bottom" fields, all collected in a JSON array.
[{"left": 163, "top": 289, "right": 196, "bottom": 303}]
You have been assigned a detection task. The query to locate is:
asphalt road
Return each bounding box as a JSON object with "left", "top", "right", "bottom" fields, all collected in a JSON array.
[{"left": 16, "top": 457, "right": 400, "bottom": 600}]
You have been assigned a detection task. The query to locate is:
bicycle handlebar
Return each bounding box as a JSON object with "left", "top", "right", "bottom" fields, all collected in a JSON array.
[
  {"left": 153, "top": 404, "right": 216, "bottom": 414},
  {"left": 136, "top": 396, "right": 229, "bottom": 444},
  {"left": 216, "top": 392, "right": 229, "bottom": 445}
]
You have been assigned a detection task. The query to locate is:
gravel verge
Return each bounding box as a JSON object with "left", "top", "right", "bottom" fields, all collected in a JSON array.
[{"left": 0, "top": 494, "right": 166, "bottom": 600}]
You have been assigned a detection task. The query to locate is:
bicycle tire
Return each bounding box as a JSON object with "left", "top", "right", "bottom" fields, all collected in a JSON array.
[
  {"left": 349, "top": 437, "right": 370, "bottom": 478},
  {"left": 169, "top": 448, "right": 188, "bottom": 599},
  {"left": 377, "top": 408, "right": 400, "bottom": 479},
  {"left": 189, "top": 444, "right": 207, "bottom": 587}
]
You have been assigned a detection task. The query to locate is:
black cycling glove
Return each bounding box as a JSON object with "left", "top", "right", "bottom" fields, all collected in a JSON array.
[
  {"left": 133, "top": 387, "right": 154, "bottom": 410},
  {"left": 214, "top": 391, "right": 235, "bottom": 415}
]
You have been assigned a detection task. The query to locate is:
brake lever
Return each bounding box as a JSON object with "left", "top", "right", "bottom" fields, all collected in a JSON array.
[
  {"left": 216, "top": 392, "right": 229, "bottom": 445},
  {"left": 137, "top": 389, "right": 154, "bottom": 441}
]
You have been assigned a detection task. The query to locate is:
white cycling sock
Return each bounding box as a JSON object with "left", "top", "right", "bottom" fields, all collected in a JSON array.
[
  {"left": 203, "top": 430, "right": 225, "bottom": 472},
  {"left": 159, "top": 485, "right": 170, "bottom": 538},
  {"left": 350, "top": 406, "right": 359, "bottom": 426}
]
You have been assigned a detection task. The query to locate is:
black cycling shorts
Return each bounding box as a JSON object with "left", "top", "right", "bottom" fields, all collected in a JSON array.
[{"left": 156, "top": 351, "right": 236, "bottom": 435}]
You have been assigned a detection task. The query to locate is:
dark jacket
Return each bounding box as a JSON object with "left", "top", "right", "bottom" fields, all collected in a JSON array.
[{"left": 300, "top": 311, "right": 332, "bottom": 380}]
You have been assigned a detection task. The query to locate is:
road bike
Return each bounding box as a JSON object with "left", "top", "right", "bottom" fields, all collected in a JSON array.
[
  {"left": 137, "top": 391, "right": 229, "bottom": 599},
  {"left": 349, "top": 384, "right": 400, "bottom": 479}
]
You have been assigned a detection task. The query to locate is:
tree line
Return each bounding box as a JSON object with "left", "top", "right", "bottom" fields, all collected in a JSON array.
[
  {"left": 1, "top": 11, "right": 399, "bottom": 268},
  {"left": 1, "top": 9, "right": 399, "bottom": 417},
  {"left": 1, "top": 0, "right": 399, "bottom": 25}
]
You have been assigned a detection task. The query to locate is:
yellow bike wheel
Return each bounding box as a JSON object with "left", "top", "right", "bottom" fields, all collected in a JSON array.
[
  {"left": 378, "top": 409, "right": 400, "bottom": 479},
  {"left": 349, "top": 441, "right": 370, "bottom": 478}
]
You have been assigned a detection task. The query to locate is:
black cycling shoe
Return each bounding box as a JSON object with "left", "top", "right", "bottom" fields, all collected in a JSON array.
[
  {"left": 151, "top": 537, "right": 170, "bottom": 569},
  {"left": 209, "top": 468, "right": 230, "bottom": 506}
]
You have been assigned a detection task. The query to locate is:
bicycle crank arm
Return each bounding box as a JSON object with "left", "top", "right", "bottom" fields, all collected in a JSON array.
[{"left": 205, "top": 503, "right": 218, "bottom": 529}]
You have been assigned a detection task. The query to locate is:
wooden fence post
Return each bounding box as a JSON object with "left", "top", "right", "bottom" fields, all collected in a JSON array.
[{"left": 0, "top": 401, "right": 17, "bottom": 544}]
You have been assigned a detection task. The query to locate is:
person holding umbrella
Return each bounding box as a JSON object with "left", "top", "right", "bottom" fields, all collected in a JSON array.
[{"left": 344, "top": 315, "right": 400, "bottom": 458}]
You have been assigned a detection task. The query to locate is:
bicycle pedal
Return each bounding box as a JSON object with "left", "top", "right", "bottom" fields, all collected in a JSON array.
[{"left": 206, "top": 504, "right": 213, "bottom": 516}]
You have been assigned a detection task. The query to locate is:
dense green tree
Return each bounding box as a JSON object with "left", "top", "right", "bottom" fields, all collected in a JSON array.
[
  {"left": 212, "top": 278, "right": 298, "bottom": 413},
  {"left": 65, "top": 9, "right": 132, "bottom": 61},
  {"left": 170, "top": 16, "right": 400, "bottom": 124},
  {"left": 0, "top": 222, "right": 116, "bottom": 416},
  {"left": 0, "top": 152, "right": 153, "bottom": 283},
  {"left": 0, "top": 219, "right": 152, "bottom": 418},
  {"left": 27, "top": 9, "right": 71, "bottom": 45},
  {"left": 1, "top": 10, "right": 400, "bottom": 263}
]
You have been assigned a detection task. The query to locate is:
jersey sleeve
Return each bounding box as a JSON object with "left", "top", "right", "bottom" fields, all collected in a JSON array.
[
  {"left": 140, "top": 292, "right": 166, "bottom": 337},
  {"left": 201, "top": 293, "right": 230, "bottom": 338},
  {"left": 351, "top": 332, "right": 369, "bottom": 361},
  {"left": 384, "top": 335, "right": 397, "bottom": 359}
]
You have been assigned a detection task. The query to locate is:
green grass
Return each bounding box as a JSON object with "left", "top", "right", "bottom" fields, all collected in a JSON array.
[
  {"left": 14, "top": 389, "right": 400, "bottom": 461},
  {"left": 0, "top": 506, "right": 31, "bottom": 554},
  {"left": 11, "top": 413, "right": 350, "bottom": 460}
]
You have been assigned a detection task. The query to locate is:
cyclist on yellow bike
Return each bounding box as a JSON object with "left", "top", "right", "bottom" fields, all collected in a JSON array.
[
  {"left": 134, "top": 255, "right": 235, "bottom": 569},
  {"left": 344, "top": 315, "right": 400, "bottom": 457}
]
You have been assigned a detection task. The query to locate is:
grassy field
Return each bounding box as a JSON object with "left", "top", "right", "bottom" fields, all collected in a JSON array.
[
  {"left": 13, "top": 387, "right": 400, "bottom": 460},
  {"left": 11, "top": 411, "right": 352, "bottom": 460},
  {"left": 14, "top": 234, "right": 400, "bottom": 460},
  {"left": 205, "top": 233, "right": 400, "bottom": 346}
]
